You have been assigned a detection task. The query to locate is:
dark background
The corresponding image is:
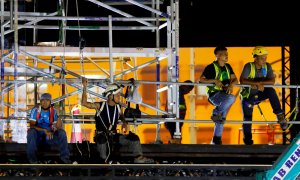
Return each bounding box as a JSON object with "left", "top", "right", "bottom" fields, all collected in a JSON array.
[{"left": 14, "top": 0, "right": 300, "bottom": 48}]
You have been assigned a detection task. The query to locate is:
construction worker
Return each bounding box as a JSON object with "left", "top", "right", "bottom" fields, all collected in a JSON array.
[
  {"left": 165, "top": 80, "right": 194, "bottom": 144},
  {"left": 27, "top": 93, "right": 71, "bottom": 164},
  {"left": 240, "top": 46, "right": 288, "bottom": 145},
  {"left": 199, "top": 46, "right": 238, "bottom": 145},
  {"left": 81, "top": 78, "right": 154, "bottom": 163}
]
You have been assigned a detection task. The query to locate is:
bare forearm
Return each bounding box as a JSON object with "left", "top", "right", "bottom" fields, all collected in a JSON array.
[
  {"left": 81, "top": 88, "right": 99, "bottom": 110},
  {"left": 55, "top": 119, "right": 63, "bottom": 130},
  {"left": 240, "top": 78, "right": 275, "bottom": 86},
  {"left": 199, "top": 77, "right": 216, "bottom": 84},
  {"left": 260, "top": 78, "right": 275, "bottom": 85},
  {"left": 30, "top": 124, "right": 49, "bottom": 133}
]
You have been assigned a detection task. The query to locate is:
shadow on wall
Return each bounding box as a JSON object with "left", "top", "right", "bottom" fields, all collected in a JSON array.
[{"left": 140, "top": 65, "right": 209, "bottom": 107}]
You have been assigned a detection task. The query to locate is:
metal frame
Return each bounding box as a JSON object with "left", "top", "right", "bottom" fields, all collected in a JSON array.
[
  {"left": 1, "top": 0, "right": 299, "bottom": 143},
  {"left": 0, "top": 0, "right": 179, "bottom": 136}
]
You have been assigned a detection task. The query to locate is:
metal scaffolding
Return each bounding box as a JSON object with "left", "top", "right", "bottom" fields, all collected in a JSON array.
[
  {"left": 0, "top": 0, "right": 299, "bottom": 144},
  {"left": 0, "top": 0, "right": 182, "bottom": 141}
]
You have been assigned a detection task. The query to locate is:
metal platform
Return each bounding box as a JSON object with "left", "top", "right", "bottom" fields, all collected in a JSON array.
[
  {"left": 0, "top": 143, "right": 288, "bottom": 164},
  {"left": 0, "top": 143, "right": 289, "bottom": 178}
]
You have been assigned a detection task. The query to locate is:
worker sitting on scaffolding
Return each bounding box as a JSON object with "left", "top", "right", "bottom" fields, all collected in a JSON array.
[
  {"left": 199, "top": 46, "right": 238, "bottom": 145},
  {"left": 240, "top": 46, "right": 288, "bottom": 145},
  {"left": 165, "top": 80, "right": 194, "bottom": 144},
  {"left": 81, "top": 78, "right": 154, "bottom": 164},
  {"left": 27, "top": 93, "right": 71, "bottom": 164}
]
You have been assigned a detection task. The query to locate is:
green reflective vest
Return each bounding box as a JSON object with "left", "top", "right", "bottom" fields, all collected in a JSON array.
[
  {"left": 240, "top": 62, "right": 268, "bottom": 98},
  {"left": 206, "top": 62, "right": 230, "bottom": 95}
]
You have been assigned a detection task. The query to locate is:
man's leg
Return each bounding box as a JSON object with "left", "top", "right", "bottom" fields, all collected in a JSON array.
[
  {"left": 259, "top": 88, "right": 287, "bottom": 129},
  {"left": 209, "top": 92, "right": 236, "bottom": 121},
  {"left": 27, "top": 128, "right": 39, "bottom": 163},
  {"left": 209, "top": 92, "right": 235, "bottom": 144},
  {"left": 51, "top": 129, "right": 70, "bottom": 163},
  {"left": 120, "top": 132, "right": 143, "bottom": 157},
  {"left": 260, "top": 88, "right": 282, "bottom": 114},
  {"left": 212, "top": 123, "right": 224, "bottom": 145},
  {"left": 120, "top": 132, "right": 154, "bottom": 163},
  {"left": 242, "top": 98, "right": 254, "bottom": 145},
  {"left": 164, "top": 122, "right": 176, "bottom": 139},
  {"left": 94, "top": 132, "right": 109, "bottom": 162}
]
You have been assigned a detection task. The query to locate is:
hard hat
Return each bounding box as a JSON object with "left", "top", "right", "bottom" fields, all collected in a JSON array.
[
  {"left": 252, "top": 46, "right": 268, "bottom": 57},
  {"left": 103, "top": 83, "right": 122, "bottom": 97},
  {"left": 40, "top": 93, "right": 52, "bottom": 101}
]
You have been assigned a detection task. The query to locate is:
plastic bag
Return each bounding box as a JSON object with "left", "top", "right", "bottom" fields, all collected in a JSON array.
[{"left": 126, "top": 85, "right": 142, "bottom": 104}]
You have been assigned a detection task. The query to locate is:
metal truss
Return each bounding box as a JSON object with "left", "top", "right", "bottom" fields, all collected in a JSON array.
[{"left": 0, "top": 0, "right": 181, "bottom": 143}]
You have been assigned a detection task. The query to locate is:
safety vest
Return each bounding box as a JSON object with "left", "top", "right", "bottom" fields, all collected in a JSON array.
[
  {"left": 206, "top": 62, "right": 230, "bottom": 95},
  {"left": 240, "top": 62, "right": 268, "bottom": 98},
  {"left": 35, "top": 105, "right": 55, "bottom": 130}
]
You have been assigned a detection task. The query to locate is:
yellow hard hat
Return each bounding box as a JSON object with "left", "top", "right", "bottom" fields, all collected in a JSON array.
[{"left": 252, "top": 46, "right": 268, "bottom": 57}]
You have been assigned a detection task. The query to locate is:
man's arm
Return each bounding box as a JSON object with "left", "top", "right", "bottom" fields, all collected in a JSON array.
[
  {"left": 199, "top": 65, "right": 223, "bottom": 88},
  {"left": 55, "top": 118, "right": 63, "bottom": 130},
  {"left": 81, "top": 78, "right": 100, "bottom": 110},
  {"left": 240, "top": 63, "right": 259, "bottom": 87},
  {"left": 200, "top": 75, "right": 223, "bottom": 88}
]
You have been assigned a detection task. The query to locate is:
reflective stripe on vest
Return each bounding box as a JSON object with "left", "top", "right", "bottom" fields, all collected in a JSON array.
[
  {"left": 240, "top": 63, "right": 268, "bottom": 98},
  {"left": 206, "top": 62, "right": 230, "bottom": 95},
  {"left": 36, "top": 106, "right": 54, "bottom": 130}
]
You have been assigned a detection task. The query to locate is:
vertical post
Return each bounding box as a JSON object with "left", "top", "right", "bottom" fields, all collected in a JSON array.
[
  {"left": 13, "top": 0, "right": 18, "bottom": 117},
  {"left": 281, "top": 46, "right": 287, "bottom": 144},
  {"left": 10, "top": 0, "right": 13, "bottom": 30},
  {"left": 33, "top": 59, "right": 38, "bottom": 105},
  {"left": 1, "top": 0, "right": 5, "bottom": 117},
  {"left": 33, "top": 0, "right": 38, "bottom": 44},
  {"left": 60, "top": 56, "right": 66, "bottom": 124},
  {"left": 108, "top": 15, "right": 114, "bottom": 83},
  {"left": 166, "top": 4, "right": 176, "bottom": 138},
  {"left": 154, "top": 0, "right": 162, "bottom": 144},
  {"left": 189, "top": 48, "right": 196, "bottom": 144},
  {"left": 173, "top": 0, "right": 180, "bottom": 139},
  {"left": 58, "top": 0, "right": 66, "bottom": 45},
  {"left": 281, "top": 46, "right": 286, "bottom": 116}
]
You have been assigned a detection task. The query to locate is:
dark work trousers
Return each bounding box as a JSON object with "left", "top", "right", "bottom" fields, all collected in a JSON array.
[{"left": 242, "top": 87, "right": 283, "bottom": 141}]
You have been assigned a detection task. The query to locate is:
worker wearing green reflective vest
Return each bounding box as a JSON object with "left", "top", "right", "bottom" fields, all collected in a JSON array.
[
  {"left": 240, "top": 46, "right": 288, "bottom": 145},
  {"left": 199, "top": 46, "right": 238, "bottom": 145}
]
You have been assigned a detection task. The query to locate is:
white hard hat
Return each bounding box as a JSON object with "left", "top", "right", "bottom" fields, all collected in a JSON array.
[{"left": 103, "top": 83, "right": 122, "bottom": 97}]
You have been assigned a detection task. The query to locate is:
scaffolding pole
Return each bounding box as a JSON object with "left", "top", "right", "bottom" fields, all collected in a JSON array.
[
  {"left": 108, "top": 15, "right": 114, "bottom": 83},
  {"left": 13, "top": 0, "right": 18, "bottom": 117},
  {"left": 1, "top": 0, "right": 4, "bottom": 117},
  {"left": 86, "top": 0, "right": 153, "bottom": 26}
]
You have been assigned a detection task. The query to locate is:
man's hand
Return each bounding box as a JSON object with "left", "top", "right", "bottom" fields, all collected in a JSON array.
[
  {"left": 257, "top": 83, "right": 264, "bottom": 92},
  {"left": 45, "top": 129, "right": 53, "bottom": 140},
  {"left": 226, "top": 84, "right": 234, "bottom": 94},
  {"left": 122, "top": 122, "right": 128, "bottom": 134},
  {"left": 82, "top": 77, "right": 88, "bottom": 88},
  {"left": 214, "top": 80, "right": 223, "bottom": 89}
]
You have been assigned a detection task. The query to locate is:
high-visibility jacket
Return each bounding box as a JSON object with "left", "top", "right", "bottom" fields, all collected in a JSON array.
[
  {"left": 240, "top": 62, "right": 268, "bottom": 99},
  {"left": 206, "top": 62, "right": 230, "bottom": 95}
]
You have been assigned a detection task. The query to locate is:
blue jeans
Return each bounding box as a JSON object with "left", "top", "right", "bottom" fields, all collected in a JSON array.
[
  {"left": 242, "top": 87, "right": 283, "bottom": 141},
  {"left": 27, "top": 128, "right": 70, "bottom": 163},
  {"left": 209, "top": 91, "right": 236, "bottom": 137}
]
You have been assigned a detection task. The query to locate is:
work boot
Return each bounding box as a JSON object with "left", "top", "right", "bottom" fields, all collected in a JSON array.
[
  {"left": 211, "top": 114, "right": 224, "bottom": 124},
  {"left": 134, "top": 156, "right": 155, "bottom": 164},
  {"left": 243, "top": 138, "right": 253, "bottom": 145},
  {"left": 212, "top": 136, "right": 222, "bottom": 145},
  {"left": 169, "top": 138, "right": 181, "bottom": 144},
  {"left": 276, "top": 113, "right": 288, "bottom": 130}
]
